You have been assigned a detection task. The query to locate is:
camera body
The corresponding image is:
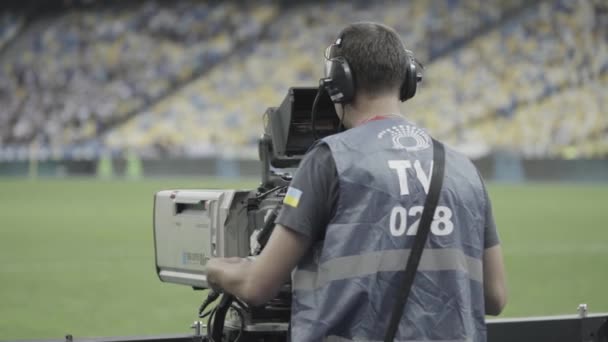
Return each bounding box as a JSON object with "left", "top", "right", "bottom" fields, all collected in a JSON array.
[{"left": 153, "top": 189, "right": 252, "bottom": 289}]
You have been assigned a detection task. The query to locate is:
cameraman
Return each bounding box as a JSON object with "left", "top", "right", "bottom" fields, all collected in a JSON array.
[{"left": 207, "top": 22, "right": 507, "bottom": 341}]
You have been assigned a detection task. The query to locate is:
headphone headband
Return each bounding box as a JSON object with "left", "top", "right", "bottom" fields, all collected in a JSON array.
[{"left": 322, "top": 33, "right": 422, "bottom": 104}]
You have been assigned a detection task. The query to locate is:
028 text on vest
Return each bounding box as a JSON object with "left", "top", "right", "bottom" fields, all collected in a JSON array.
[{"left": 388, "top": 159, "right": 454, "bottom": 237}]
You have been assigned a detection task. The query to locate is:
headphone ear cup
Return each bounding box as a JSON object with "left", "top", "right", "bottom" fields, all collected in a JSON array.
[
  {"left": 327, "top": 57, "right": 355, "bottom": 104},
  {"left": 400, "top": 61, "right": 417, "bottom": 102}
]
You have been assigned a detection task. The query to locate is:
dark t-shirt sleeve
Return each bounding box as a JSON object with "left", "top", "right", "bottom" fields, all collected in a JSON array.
[
  {"left": 481, "top": 175, "right": 500, "bottom": 249},
  {"left": 275, "top": 143, "right": 339, "bottom": 241}
]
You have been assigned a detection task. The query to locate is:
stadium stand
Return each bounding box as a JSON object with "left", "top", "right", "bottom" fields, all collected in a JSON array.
[
  {"left": 0, "top": 0, "right": 606, "bottom": 160},
  {"left": 105, "top": 0, "right": 530, "bottom": 158},
  {"left": 0, "top": 1, "right": 277, "bottom": 156},
  {"left": 405, "top": 0, "right": 608, "bottom": 158}
]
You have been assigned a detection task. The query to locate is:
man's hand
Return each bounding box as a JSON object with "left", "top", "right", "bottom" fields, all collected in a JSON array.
[
  {"left": 204, "top": 224, "right": 311, "bottom": 306},
  {"left": 206, "top": 257, "right": 248, "bottom": 293}
]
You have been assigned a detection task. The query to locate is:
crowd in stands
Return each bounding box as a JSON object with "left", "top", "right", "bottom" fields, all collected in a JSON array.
[
  {"left": 404, "top": 0, "right": 608, "bottom": 158},
  {"left": 0, "top": 1, "right": 277, "bottom": 154},
  {"left": 105, "top": 0, "right": 529, "bottom": 158},
  {"left": 1, "top": 0, "right": 607, "bottom": 160},
  {"left": 504, "top": 74, "right": 607, "bottom": 158}
]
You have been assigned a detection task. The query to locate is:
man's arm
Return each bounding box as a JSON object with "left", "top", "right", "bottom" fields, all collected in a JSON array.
[
  {"left": 207, "top": 144, "right": 337, "bottom": 306},
  {"left": 483, "top": 244, "right": 507, "bottom": 315},
  {"left": 480, "top": 175, "right": 507, "bottom": 315},
  {"left": 206, "top": 224, "right": 311, "bottom": 306}
]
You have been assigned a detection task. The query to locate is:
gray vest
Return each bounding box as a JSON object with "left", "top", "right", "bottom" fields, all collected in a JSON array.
[{"left": 291, "top": 117, "right": 487, "bottom": 342}]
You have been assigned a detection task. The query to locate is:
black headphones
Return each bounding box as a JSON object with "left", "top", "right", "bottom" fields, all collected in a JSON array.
[{"left": 322, "top": 34, "right": 422, "bottom": 104}]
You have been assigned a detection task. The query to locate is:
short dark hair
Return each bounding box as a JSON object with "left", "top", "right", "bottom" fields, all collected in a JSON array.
[{"left": 330, "top": 22, "right": 408, "bottom": 99}]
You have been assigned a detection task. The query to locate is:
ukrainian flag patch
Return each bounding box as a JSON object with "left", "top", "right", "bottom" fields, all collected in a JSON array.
[{"left": 283, "top": 187, "right": 303, "bottom": 208}]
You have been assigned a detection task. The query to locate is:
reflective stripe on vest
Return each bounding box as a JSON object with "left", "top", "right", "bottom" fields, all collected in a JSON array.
[
  {"left": 293, "top": 248, "right": 482, "bottom": 291},
  {"left": 325, "top": 335, "right": 474, "bottom": 342}
]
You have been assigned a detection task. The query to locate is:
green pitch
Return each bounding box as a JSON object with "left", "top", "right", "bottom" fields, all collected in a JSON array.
[{"left": 0, "top": 179, "right": 607, "bottom": 340}]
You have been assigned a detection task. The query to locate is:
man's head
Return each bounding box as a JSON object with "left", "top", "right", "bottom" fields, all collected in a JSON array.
[{"left": 325, "top": 22, "right": 412, "bottom": 103}]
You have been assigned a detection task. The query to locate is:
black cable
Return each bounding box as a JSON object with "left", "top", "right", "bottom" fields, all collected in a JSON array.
[
  {"left": 198, "top": 290, "right": 220, "bottom": 318},
  {"left": 338, "top": 103, "right": 346, "bottom": 133},
  {"left": 230, "top": 303, "right": 246, "bottom": 342},
  {"left": 206, "top": 307, "right": 217, "bottom": 342},
  {"left": 199, "top": 310, "right": 213, "bottom": 320},
  {"left": 255, "top": 185, "right": 285, "bottom": 200},
  {"left": 211, "top": 295, "right": 233, "bottom": 342},
  {"left": 231, "top": 296, "right": 249, "bottom": 312},
  {"left": 255, "top": 203, "right": 281, "bottom": 255},
  {"left": 310, "top": 82, "right": 324, "bottom": 141},
  {"left": 206, "top": 296, "right": 244, "bottom": 342}
]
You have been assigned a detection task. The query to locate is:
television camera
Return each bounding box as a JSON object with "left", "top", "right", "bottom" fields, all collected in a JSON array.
[{"left": 152, "top": 87, "right": 339, "bottom": 341}]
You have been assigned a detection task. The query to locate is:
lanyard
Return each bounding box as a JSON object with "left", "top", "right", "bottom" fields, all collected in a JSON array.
[{"left": 356, "top": 115, "right": 401, "bottom": 126}]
